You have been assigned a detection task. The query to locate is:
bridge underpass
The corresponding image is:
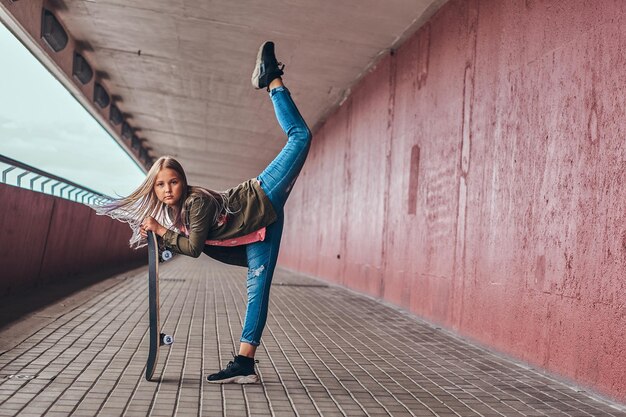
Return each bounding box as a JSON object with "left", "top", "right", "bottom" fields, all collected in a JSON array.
[{"left": 1, "top": 0, "right": 626, "bottom": 414}]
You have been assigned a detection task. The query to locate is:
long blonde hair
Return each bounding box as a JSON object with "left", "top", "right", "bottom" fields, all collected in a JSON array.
[{"left": 93, "top": 156, "right": 231, "bottom": 248}]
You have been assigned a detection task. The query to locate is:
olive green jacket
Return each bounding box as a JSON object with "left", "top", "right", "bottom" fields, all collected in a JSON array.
[{"left": 162, "top": 179, "right": 277, "bottom": 267}]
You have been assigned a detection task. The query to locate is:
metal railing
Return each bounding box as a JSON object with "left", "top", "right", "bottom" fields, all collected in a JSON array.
[{"left": 0, "top": 154, "right": 110, "bottom": 205}]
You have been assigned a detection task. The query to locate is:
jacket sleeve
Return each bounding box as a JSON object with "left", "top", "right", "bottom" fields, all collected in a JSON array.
[{"left": 162, "top": 196, "right": 214, "bottom": 258}]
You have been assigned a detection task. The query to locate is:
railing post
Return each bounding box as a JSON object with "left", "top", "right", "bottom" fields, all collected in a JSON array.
[{"left": 2, "top": 166, "right": 16, "bottom": 183}]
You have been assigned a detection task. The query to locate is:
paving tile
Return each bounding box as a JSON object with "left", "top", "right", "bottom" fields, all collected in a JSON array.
[{"left": 0, "top": 257, "right": 625, "bottom": 416}]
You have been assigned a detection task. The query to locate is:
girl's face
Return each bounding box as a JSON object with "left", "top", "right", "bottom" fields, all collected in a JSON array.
[{"left": 154, "top": 168, "right": 184, "bottom": 207}]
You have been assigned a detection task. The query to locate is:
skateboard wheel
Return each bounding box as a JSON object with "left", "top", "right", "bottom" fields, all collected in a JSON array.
[
  {"left": 160, "top": 333, "right": 174, "bottom": 346},
  {"left": 161, "top": 250, "right": 173, "bottom": 262}
]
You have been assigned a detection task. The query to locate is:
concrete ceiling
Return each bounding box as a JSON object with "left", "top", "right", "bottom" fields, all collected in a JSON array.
[{"left": 54, "top": 0, "right": 446, "bottom": 190}]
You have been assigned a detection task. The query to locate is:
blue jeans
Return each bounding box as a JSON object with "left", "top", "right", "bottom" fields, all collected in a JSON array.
[{"left": 240, "top": 86, "right": 312, "bottom": 346}]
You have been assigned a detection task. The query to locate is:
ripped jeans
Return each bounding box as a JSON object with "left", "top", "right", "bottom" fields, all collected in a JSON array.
[{"left": 241, "top": 86, "right": 312, "bottom": 346}]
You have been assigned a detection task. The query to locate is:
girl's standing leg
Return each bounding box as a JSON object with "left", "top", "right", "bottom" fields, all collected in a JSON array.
[{"left": 240, "top": 212, "right": 283, "bottom": 349}]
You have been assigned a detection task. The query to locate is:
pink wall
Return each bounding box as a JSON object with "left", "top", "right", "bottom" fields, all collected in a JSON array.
[
  {"left": 280, "top": 0, "right": 626, "bottom": 402},
  {"left": 0, "top": 184, "right": 144, "bottom": 295}
]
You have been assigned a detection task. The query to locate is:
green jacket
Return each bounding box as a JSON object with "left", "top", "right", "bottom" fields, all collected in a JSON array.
[{"left": 162, "top": 179, "right": 277, "bottom": 267}]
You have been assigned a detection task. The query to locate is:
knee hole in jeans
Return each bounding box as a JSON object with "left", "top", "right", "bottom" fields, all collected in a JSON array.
[{"left": 249, "top": 265, "right": 266, "bottom": 278}]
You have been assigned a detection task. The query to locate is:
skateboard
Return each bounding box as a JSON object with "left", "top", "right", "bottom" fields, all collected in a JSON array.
[{"left": 146, "top": 230, "right": 174, "bottom": 381}]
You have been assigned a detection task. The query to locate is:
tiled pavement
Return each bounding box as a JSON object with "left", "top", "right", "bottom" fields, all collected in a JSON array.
[{"left": 0, "top": 257, "right": 624, "bottom": 417}]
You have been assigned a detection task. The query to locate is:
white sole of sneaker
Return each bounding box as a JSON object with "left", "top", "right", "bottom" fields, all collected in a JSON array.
[{"left": 206, "top": 374, "right": 259, "bottom": 384}]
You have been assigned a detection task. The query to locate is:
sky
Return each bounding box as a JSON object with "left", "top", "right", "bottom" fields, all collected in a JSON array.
[{"left": 0, "top": 22, "right": 145, "bottom": 197}]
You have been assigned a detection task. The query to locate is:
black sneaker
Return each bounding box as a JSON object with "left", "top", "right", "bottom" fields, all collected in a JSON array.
[
  {"left": 251, "top": 41, "right": 284, "bottom": 90},
  {"left": 206, "top": 355, "right": 259, "bottom": 384}
]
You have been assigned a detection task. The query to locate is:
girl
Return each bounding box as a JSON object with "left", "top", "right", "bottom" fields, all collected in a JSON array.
[{"left": 96, "top": 41, "right": 311, "bottom": 384}]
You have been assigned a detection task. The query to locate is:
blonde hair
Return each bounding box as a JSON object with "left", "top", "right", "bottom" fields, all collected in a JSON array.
[{"left": 93, "top": 156, "right": 231, "bottom": 248}]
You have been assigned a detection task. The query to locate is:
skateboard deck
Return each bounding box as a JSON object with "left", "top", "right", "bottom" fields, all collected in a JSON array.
[{"left": 146, "top": 231, "right": 173, "bottom": 381}]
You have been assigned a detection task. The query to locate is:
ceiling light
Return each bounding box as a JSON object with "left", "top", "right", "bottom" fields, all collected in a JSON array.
[
  {"left": 41, "top": 9, "right": 68, "bottom": 52},
  {"left": 121, "top": 122, "right": 133, "bottom": 140},
  {"left": 140, "top": 148, "right": 151, "bottom": 165},
  {"left": 72, "top": 52, "right": 93, "bottom": 84},
  {"left": 93, "top": 83, "right": 110, "bottom": 108},
  {"left": 131, "top": 135, "right": 141, "bottom": 151},
  {"left": 109, "top": 104, "right": 123, "bottom": 125}
]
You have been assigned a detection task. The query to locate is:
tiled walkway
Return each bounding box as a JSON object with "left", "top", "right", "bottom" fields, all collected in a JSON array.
[{"left": 0, "top": 257, "right": 624, "bottom": 417}]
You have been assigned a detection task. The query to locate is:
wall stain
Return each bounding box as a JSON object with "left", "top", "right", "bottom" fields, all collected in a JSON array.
[{"left": 416, "top": 23, "right": 431, "bottom": 90}]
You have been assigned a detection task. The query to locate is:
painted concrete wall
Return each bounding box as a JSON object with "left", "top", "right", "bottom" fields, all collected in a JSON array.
[
  {"left": 0, "top": 184, "right": 144, "bottom": 295},
  {"left": 280, "top": 0, "right": 626, "bottom": 402}
]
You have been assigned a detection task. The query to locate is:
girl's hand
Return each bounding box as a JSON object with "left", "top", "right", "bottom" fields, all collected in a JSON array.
[{"left": 140, "top": 216, "right": 165, "bottom": 238}]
